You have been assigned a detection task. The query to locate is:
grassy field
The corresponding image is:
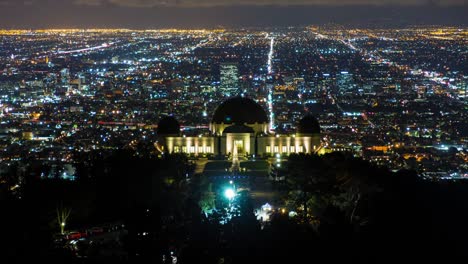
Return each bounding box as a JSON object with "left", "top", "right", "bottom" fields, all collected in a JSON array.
[
  {"left": 202, "top": 160, "right": 270, "bottom": 178},
  {"left": 203, "top": 161, "right": 231, "bottom": 171},
  {"left": 241, "top": 161, "right": 269, "bottom": 171}
]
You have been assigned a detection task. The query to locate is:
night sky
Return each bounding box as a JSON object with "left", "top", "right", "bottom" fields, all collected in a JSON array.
[{"left": 0, "top": 0, "right": 466, "bottom": 28}]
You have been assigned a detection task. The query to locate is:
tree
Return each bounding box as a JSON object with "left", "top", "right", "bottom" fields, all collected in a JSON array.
[
  {"left": 199, "top": 183, "right": 216, "bottom": 215},
  {"left": 286, "top": 154, "right": 332, "bottom": 223},
  {"left": 332, "top": 157, "right": 379, "bottom": 225},
  {"left": 56, "top": 203, "right": 72, "bottom": 234}
]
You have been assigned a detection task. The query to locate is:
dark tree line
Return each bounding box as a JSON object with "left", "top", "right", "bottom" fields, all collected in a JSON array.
[
  {"left": 2, "top": 150, "right": 468, "bottom": 263},
  {"left": 276, "top": 152, "right": 468, "bottom": 262},
  {"left": 0, "top": 150, "right": 195, "bottom": 263}
]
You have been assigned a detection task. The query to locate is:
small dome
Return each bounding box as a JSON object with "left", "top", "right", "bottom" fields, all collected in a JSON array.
[
  {"left": 297, "top": 115, "right": 320, "bottom": 134},
  {"left": 157, "top": 116, "right": 180, "bottom": 135},
  {"left": 212, "top": 97, "right": 268, "bottom": 125},
  {"left": 223, "top": 124, "right": 255, "bottom": 134}
]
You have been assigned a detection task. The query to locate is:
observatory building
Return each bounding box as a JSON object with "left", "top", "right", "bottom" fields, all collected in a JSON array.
[{"left": 157, "top": 97, "right": 321, "bottom": 157}]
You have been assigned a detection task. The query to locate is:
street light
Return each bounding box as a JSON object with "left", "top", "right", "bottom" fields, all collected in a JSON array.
[
  {"left": 60, "top": 222, "right": 66, "bottom": 235},
  {"left": 229, "top": 180, "right": 236, "bottom": 192}
]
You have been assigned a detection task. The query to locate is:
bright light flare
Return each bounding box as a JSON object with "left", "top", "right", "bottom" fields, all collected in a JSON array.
[{"left": 224, "top": 188, "right": 235, "bottom": 200}]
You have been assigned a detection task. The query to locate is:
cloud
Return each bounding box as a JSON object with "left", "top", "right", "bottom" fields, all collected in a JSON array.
[
  {"left": 1, "top": 0, "right": 466, "bottom": 28},
  {"left": 73, "top": 0, "right": 467, "bottom": 7},
  {"left": 1, "top": 0, "right": 466, "bottom": 7},
  {"left": 74, "top": 0, "right": 102, "bottom": 5}
]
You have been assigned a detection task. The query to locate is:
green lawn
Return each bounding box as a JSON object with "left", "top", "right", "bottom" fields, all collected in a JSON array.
[
  {"left": 240, "top": 160, "right": 270, "bottom": 171},
  {"left": 203, "top": 161, "right": 231, "bottom": 171},
  {"left": 202, "top": 160, "right": 270, "bottom": 178}
]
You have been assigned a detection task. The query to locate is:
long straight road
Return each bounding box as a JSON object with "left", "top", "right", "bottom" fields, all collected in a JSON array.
[{"left": 266, "top": 35, "right": 276, "bottom": 132}]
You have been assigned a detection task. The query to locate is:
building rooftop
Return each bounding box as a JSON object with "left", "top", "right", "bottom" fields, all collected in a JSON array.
[{"left": 212, "top": 97, "right": 268, "bottom": 125}]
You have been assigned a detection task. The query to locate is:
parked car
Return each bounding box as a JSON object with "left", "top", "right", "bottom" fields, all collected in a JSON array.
[
  {"left": 67, "top": 231, "right": 82, "bottom": 240},
  {"left": 90, "top": 227, "right": 104, "bottom": 235}
]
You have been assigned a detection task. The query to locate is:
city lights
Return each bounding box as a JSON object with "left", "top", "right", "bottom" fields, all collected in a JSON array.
[{"left": 0, "top": 22, "right": 466, "bottom": 262}]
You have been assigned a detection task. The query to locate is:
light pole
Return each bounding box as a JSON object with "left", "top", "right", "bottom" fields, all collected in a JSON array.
[{"left": 229, "top": 180, "right": 236, "bottom": 192}]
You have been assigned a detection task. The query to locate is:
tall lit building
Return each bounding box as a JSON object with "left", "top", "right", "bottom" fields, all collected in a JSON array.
[
  {"left": 219, "top": 63, "right": 239, "bottom": 96},
  {"left": 60, "top": 68, "right": 70, "bottom": 85},
  {"left": 337, "top": 71, "right": 355, "bottom": 91}
]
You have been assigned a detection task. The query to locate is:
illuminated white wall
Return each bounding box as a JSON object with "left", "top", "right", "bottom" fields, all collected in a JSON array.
[
  {"left": 225, "top": 133, "right": 251, "bottom": 155},
  {"left": 165, "top": 136, "right": 215, "bottom": 155},
  {"left": 163, "top": 133, "right": 320, "bottom": 156},
  {"left": 256, "top": 134, "right": 320, "bottom": 156}
]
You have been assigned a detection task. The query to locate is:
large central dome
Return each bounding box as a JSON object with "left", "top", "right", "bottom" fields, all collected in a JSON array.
[{"left": 212, "top": 97, "right": 268, "bottom": 125}]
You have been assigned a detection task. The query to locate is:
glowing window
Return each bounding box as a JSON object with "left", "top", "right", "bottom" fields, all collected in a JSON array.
[
  {"left": 290, "top": 146, "right": 295, "bottom": 152},
  {"left": 206, "top": 146, "right": 212, "bottom": 153},
  {"left": 282, "top": 146, "right": 287, "bottom": 153},
  {"left": 298, "top": 146, "right": 303, "bottom": 152},
  {"left": 174, "top": 146, "right": 180, "bottom": 153},
  {"left": 266, "top": 146, "right": 271, "bottom": 153},
  {"left": 274, "top": 146, "right": 279, "bottom": 153}
]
